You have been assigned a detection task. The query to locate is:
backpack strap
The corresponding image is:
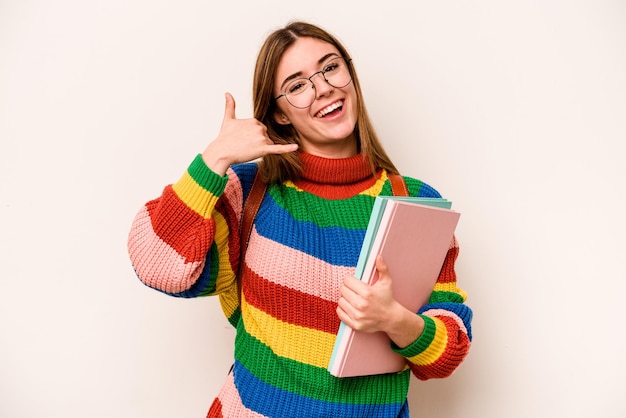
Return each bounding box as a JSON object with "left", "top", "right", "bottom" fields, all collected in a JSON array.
[
  {"left": 389, "top": 173, "right": 409, "bottom": 197},
  {"left": 239, "top": 166, "right": 267, "bottom": 278}
]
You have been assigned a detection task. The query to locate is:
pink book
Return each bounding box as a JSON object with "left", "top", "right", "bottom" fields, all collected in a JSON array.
[{"left": 328, "top": 197, "right": 460, "bottom": 377}]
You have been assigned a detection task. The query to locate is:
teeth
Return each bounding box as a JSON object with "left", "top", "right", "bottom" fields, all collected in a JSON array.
[{"left": 316, "top": 101, "right": 343, "bottom": 118}]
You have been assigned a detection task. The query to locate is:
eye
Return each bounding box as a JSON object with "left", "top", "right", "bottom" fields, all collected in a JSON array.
[
  {"left": 288, "top": 80, "right": 309, "bottom": 95},
  {"left": 323, "top": 62, "right": 340, "bottom": 74}
]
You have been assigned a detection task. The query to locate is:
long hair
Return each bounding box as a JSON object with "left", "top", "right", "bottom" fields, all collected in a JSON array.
[{"left": 253, "top": 21, "right": 399, "bottom": 183}]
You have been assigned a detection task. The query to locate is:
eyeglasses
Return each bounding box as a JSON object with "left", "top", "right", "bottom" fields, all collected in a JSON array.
[{"left": 274, "top": 57, "right": 353, "bottom": 109}]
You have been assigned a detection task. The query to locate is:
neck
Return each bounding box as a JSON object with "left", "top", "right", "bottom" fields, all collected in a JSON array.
[{"left": 299, "top": 134, "right": 358, "bottom": 159}]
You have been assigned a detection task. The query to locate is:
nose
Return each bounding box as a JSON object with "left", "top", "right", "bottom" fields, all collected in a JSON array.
[{"left": 310, "top": 72, "right": 333, "bottom": 98}]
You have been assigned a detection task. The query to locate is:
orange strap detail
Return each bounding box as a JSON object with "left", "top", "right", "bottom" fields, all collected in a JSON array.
[{"left": 389, "top": 173, "right": 409, "bottom": 197}]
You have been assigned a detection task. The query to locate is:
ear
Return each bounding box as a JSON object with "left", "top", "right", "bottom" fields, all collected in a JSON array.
[{"left": 273, "top": 110, "right": 291, "bottom": 125}]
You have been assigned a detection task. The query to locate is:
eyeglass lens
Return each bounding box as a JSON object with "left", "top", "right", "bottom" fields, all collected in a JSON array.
[{"left": 283, "top": 57, "right": 352, "bottom": 108}]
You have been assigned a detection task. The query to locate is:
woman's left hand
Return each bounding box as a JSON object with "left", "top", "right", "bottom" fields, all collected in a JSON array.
[{"left": 337, "top": 254, "right": 425, "bottom": 348}]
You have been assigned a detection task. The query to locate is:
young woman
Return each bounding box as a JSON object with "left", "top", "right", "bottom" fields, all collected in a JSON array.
[{"left": 128, "top": 21, "right": 472, "bottom": 418}]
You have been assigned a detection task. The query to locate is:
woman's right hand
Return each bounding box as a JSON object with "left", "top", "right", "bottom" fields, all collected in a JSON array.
[{"left": 202, "top": 92, "right": 298, "bottom": 175}]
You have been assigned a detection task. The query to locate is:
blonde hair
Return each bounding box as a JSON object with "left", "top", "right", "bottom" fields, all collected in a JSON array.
[{"left": 253, "top": 21, "right": 399, "bottom": 183}]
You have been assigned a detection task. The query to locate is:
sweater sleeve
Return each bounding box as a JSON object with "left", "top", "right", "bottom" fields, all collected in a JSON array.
[
  {"left": 392, "top": 235, "right": 473, "bottom": 380},
  {"left": 127, "top": 155, "right": 252, "bottom": 304}
]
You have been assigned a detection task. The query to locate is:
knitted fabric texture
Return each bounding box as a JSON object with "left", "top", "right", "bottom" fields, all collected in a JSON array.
[{"left": 128, "top": 152, "right": 473, "bottom": 418}]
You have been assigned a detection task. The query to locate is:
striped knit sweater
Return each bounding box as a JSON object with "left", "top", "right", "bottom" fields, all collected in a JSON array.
[{"left": 128, "top": 152, "right": 472, "bottom": 418}]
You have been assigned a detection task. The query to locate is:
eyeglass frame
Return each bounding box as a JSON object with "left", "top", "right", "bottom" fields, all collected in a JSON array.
[{"left": 273, "top": 57, "right": 353, "bottom": 109}]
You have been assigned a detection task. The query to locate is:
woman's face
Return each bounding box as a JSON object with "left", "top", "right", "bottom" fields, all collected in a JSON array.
[{"left": 273, "top": 37, "right": 359, "bottom": 158}]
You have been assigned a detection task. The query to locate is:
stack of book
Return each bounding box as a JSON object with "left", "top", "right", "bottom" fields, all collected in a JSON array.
[{"left": 328, "top": 196, "right": 460, "bottom": 377}]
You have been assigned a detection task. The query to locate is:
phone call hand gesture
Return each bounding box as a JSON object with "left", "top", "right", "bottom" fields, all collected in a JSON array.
[{"left": 202, "top": 92, "right": 298, "bottom": 175}]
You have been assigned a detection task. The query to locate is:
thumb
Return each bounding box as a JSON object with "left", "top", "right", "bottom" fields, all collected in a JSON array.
[
  {"left": 223, "top": 92, "right": 236, "bottom": 121},
  {"left": 374, "top": 254, "right": 391, "bottom": 283}
]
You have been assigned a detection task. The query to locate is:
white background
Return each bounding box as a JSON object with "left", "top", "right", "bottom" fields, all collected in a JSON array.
[{"left": 1, "top": 1, "right": 625, "bottom": 417}]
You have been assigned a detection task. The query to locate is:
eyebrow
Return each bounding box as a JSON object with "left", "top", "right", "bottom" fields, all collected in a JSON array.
[{"left": 279, "top": 52, "right": 340, "bottom": 91}]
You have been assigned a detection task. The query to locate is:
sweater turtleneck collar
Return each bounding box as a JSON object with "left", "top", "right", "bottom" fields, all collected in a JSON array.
[
  {"left": 294, "top": 152, "right": 381, "bottom": 199},
  {"left": 298, "top": 152, "right": 374, "bottom": 185}
]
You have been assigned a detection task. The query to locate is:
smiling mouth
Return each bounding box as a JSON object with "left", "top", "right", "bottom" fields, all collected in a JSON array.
[{"left": 315, "top": 100, "right": 344, "bottom": 118}]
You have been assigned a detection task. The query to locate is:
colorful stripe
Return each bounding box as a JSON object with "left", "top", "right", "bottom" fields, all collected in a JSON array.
[
  {"left": 405, "top": 317, "right": 448, "bottom": 365},
  {"left": 243, "top": 266, "right": 340, "bottom": 334},
  {"left": 232, "top": 329, "right": 411, "bottom": 404},
  {"left": 251, "top": 209, "right": 364, "bottom": 269},
  {"left": 245, "top": 229, "right": 352, "bottom": 302},
  {"left": 241, "top": 293, "right": 336, "bottom": 368},
  {"left": 128, "top": 205, "right": 205, "bottom": 294},
  {"left": 233, "top": 361, "right": 407, "bottom": 418}
]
